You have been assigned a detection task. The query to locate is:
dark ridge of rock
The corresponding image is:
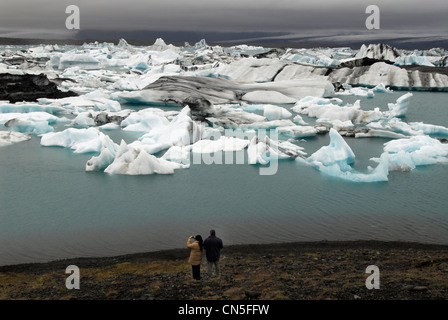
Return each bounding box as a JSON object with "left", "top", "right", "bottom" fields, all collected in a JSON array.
[
  {"left": 94, "top": 112, "right": 126, "bottom": 126},
  {"left": 253, "top": 48, "right": 286, "bottom": 59},
  {"left": 358, "top": 43, "right": 403, "bottom": 61},
  {"left": 339, "top": 57, "right": 394, "bottom": 68},
  {"left": 181, "top": 96, "right": 214, "bottom": 122},
  {"left": 398, "top": 65, "right": 448, "bottom": 76},
  {"left": 0, "top": 73, "right": 78, "bottom": 103}
]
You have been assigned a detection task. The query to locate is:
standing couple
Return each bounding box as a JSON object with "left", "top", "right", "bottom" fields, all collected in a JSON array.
[{"left": 187, "top": 229, "right": 223, "bottom": 280}]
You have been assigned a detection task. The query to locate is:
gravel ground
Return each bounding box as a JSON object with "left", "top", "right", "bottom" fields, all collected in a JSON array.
[{"left": 1, "top": 240, "right": 448, "bottom": 300}]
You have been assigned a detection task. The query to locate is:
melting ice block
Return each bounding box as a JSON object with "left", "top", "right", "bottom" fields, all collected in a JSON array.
[
  {"left": 387, "top": 93, "right": 412, "bottom": 118},
  {"left": 247, "top": 135, "right": 306, "bottom": 165},
  {"left": 372, "top": 83, "right": 393, "bottom": 93},
  {"left": 263, "top": 105, "right": 292, "bottom": 121},
  {"left": 0, "top": 112, "right": 67, "bottom": 134},
  {"left": 104, "top": 140, "right": 184, "bottom": 175},
  {"left": 129, "top": 106, "right": 202, "bottom": 154},
  {"left": 190, "top": 137, "right": 249, "bottom": 154},
  {"left": 41, "top": 127, "right": 112, "bottom": 154},
  {"left": 161, "top": 146, "right": 190, "bottom": 166},
  {"left": 305, "top": 128, "right": 389, "bottom": 182},
  {"left": 276, "top": 126, "right": 318, "bottom": 139},
  {"left": 373, "top": 135, "right": 448, "bottom": 171},
  {"left": 0, "top": 103, "right": 65, "bottom": 114},
  {"left": 0, "top": 131, "right": 31, "bottom": 147}
]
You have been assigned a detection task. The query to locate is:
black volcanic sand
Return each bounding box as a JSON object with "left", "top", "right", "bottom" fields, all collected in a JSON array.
[{"left": 1, "top": 241, "right": 448, "bottom": 300}]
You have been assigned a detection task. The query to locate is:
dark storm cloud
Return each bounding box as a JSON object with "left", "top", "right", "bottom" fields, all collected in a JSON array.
[{"left": 0, "top": 0, "right": 447, "bottom": 37}]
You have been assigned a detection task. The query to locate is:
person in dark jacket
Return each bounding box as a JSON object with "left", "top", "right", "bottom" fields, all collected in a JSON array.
[{"left": 203, "top": 230, "right": 223, "bottom": 278}]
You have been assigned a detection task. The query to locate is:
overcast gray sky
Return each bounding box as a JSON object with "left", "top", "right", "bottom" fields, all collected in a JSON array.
[{"left": 0, "top": 0, "right": 447, "bottom": 39}]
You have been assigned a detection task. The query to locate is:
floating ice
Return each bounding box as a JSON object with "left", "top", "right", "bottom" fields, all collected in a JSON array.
[
  {"left": 263, "top": 105, "right": 292, "bottom": 120},
  {"left": 335, "top": 87, "right": 374, "bottom": 98},
  {"left": 247, "top": 135, "right": 306, "bottom": 165},
  {"left": 387, "top": 93, "right": 412, "bottom": 118},
  {"left": 122, "top": 112, "right": 170, "bottom": 133},
  {"left": 128, "top": 106, "right": 202, "bottom": 154},
  {"left": 375, "top": 135, "right": 448, "bottom": 171},
  {"left": 104, "top": 140, "right": 184, "bottom": 175},
  {"left": 0, "top": 131, "right": 31, "bottom": 147},
  {"left": 0, "top": 103, "right": 65, "bottom": 114},
  {"left": 293, "top": 114, "right": 308, "bottom": 125},
  {"left": 0, "top": 111, "right": 67, "bottom": 134},
  {"left": 372, "top": 83, "right": 393, "bottom": 93},
  {"left": 85, "top": 135, "right": 119, "bottom": 171},
  {"left": 51, "top": 53, "right": 100, "bottom": 70},
  {"left": 394, "top": 55, "right": 434, "bottom": 67},
  {"left": 305, "top": 128, "right": 389, "bottom": 182},
  {"left": 293, "top": 98, "right": 383, "bottom": 124},
  {"left": 276, "top": 126, "right": 318, "bottom": 139},
  {"left": 189, "top": 137, "right": 249, "bottom": 154},
  {"left": 41, "top": 127, "right": 112, "bottom": 154},
  {"left": 4, "top": 118, "right": 54, "bottom": 134},
  {"left": 161, "top": 145, "right": 190, "bottom": 166}
]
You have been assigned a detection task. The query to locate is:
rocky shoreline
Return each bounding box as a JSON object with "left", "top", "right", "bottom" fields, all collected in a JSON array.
[{"left": 1, "top": 240, "right": 448, "bottom": 300}]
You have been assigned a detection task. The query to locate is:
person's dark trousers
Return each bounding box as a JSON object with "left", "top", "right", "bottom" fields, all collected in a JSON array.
[{"left": 192, "top": 265, "right": 201, "bottom": 280}]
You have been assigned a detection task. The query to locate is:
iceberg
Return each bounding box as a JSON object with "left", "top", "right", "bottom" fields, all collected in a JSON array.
[
  {"left": 263, "top": 105, "right": 292, "bottom": 121},
  {"left": 0, "top": 131, "right": 31, "bottom": 147},
  {"left": 0, "top": 111, "right": 67, "bottom": 135},
  {"left": 387, "top": 93, "right": 412, "bottom": 118},
  {"left": 41, "top": 127, "right": 112, "bottom": 154},
  {"left": 305, "top": 128, "right": 389, "bottom": 182},
  {"left": 247, "top": 135, "right": 306, "bottom": 165},
  {"left": 372, "top": 83, "right": 393, "bottom": 93},
  {"left": 190, "top": 137, "right": 249, "bottom": 154},
  {"left": 376, "top": 135, "right": 448, "bottom": 170},
  {"left": 293, "top": 98, "right": 382, "bottom": 124},
  {"left": 0, "top": 103, "right": 65, "bottom": 114},
  {"left": 355, "top": 44, "right": 402, "bottom": 62},
  {"left": 335, "top": 86, "right": 374, "bottom": 98},
  {"left": 104, "top": 140, "right": 184, "bottom": 175},
  {"left": 85, "top": 135, "right": 119, "bottom": 171},
  {"left": 122, "top": 112, "right": 170, "bottom": 133},
  {"left": 113, "top": 76, "right": 335, "bottom": 106},
  {"left": 51, "top": 53, "right": 100, "bottom": 70},
  {"left": 128, "top": 106, "right": 202, "bottom": 154},
  {"left": 4, "top": 118, "right": 54, "bottom": 134},
  {"left": 394, "top": 55, "right": 434, "bottom": 67},
  {"left": 161, "top": 145, "right": 191, "bottom": 166},
  {"left": 276, "top": 125, "right": 318, "bottom": 139}
]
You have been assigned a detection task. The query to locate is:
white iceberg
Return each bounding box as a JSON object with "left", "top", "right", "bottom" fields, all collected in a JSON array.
[
  {"left": 128, "top": 106, "right": 202, "bottom": 154},
  {"left": 263, "top": 105, "right": 292, "bottom": 121},
  {"left": 276, "top": 125, "right": 318, "bottom": 139},
  {"left": 189, "top": 137, "right": 249, "bottom": 154},
  {"left": 0, "top": 131, "right": 31, "bottom": 147},
  {"left": 0, "top": 103, "right": 65, "bottom": 114},
  {"left": 104, "top": 140, "right": 184, "bottom": 175},
  {"left": 374, "top": 135, "right": 448, "bottom": 171},
  {"left": 161, "top": 145, "right": 191, "bottom": 166},
  {"left": 387, "top": 93, "right": 412, "bottom": 118},
  {"left": 85, "top": 135, "right": 119, "bottom": 171},
  {"left": 41, "top": 127, "right": 112, "bottom": 154},
  {"left": 247, "top": 135, "right": 305, "bottom": 165}
]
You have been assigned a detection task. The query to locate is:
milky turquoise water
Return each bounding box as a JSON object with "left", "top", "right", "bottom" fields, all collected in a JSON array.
[{"left": 1, "top": 91, "right": 448, "bottom": 266}]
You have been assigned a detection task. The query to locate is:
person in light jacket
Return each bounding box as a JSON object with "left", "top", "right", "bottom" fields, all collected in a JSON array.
[{"left": 187, "top": 235, "right": 203, "bottom": 280}]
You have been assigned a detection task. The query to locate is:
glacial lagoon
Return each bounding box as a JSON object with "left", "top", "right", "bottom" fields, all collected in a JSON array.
[{"left": 1, "top": 91, "right": 448, "bottom": 266}]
